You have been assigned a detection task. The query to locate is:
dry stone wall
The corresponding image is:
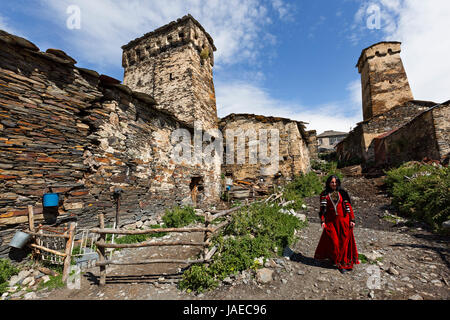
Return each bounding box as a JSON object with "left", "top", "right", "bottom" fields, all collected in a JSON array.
[
  {"left": 0, "top": 30, "right": 218, "bottom": 258},
  {"left": 337, "top": 100, "right": 434, "bottom": 167},
  {"left": 374, "top": 102, "right": 450, "bottom": 167}
]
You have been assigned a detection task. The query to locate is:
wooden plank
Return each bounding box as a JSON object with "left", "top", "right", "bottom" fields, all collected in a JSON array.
[
  {"left": 62, "top": 223, "right": 76, "bottom": 283},
  {"left": 90, "top": 227, "right": 213, "bottom": 235},
  {"left": 95, "top": 240, "right": 208, "bottom": 249}
]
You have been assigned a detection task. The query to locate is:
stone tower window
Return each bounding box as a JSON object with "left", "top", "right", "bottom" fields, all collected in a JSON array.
[
  {"left": 179, "top": 32, "right": 185, "bottom": 39},
  {"left": 167, "top": 35, "right": 173, "bottom": 43}
]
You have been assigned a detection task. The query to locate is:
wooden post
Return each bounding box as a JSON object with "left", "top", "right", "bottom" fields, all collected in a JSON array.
[
  {"left": 203, "top": 212, "right": 211, "bottom": 261},
  {"left": 27, "top": 205, "right": 37, "bottom": 260},
  {"left": 62, "top": 223, "right": 75, "bottom": 283},
  {"left": 98, "top": 213, "right": 106, "bottom": 286},
  {"left": 27, "top": 205, "right": 35, "bottom": 232}
]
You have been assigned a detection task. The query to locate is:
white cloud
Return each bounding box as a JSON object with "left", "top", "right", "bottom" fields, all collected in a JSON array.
[
  {"left": 0, "top": 13, "right": 19, "bottom": 34},
  {"left": 38, "top": 0, "right": 289, "bottom": 69},
  {"left": 216, "top": 80, "right": 362, "bottom": 135},
  {"left": 353, "top": 0, "right": 450, "bottom": 103}
]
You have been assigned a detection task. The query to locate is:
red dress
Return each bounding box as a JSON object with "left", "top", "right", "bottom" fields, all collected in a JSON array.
[{"left": 314, "top": 191, "right": 359, "bottom": 270}]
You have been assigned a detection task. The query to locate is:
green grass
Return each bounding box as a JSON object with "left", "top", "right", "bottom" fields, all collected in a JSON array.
[
  {"left": 0, "top": 258, "right": 19, "bottom": 294},
  {"left": 279, "top": 172, "right": 323, "bottom": 210},
  {"left": 162, "top": 205, "right": 204, "bottom": 228}
]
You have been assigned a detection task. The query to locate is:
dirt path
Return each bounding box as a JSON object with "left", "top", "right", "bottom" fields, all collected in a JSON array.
[{"left": 34, "top": 175, "right": 449, "bottom": 300}]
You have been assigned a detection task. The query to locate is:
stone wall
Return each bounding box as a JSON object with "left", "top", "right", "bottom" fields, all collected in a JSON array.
[
  {"left": 219, "top": 114, "right": 312, "bottom": 187},
  {"left": 0, "top": 30, "right": 219, "bottom": 258},
  {"left": 374, "top": 102, "right": 450, "bottom": 167},
  {"left": 357, "top": 42, "right": 414, "bottom": 121},
  {"left": 337, "top": 100, "right": 434, "bottom": 166}
]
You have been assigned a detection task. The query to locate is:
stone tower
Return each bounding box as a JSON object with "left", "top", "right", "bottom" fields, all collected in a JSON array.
[
  {"left": 122, "top": 14, "right": 218, "bottom": 130},
  {"left": 357, "top": 41, "right": 414, "bottom": 121}
]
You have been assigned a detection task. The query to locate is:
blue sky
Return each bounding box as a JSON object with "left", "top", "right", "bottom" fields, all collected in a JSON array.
[{"left": 1, "top": 0, "right": 449, "bottom": 134}]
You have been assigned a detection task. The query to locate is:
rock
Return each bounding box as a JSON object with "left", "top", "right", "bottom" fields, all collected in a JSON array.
[
  {"left": 296, "top": 213, "right": 307, "bottom": 222},
  {"left": 431, "top": 280, "right": 443, "bottom": 287},
  {"left": 408, "top": 294, "right": 423, "bottom": 300},
  {"left": 135, "top": 221, "right": 144, "bottom": 229},
  {"left": 256, "top": 268, "right": 274, "bottom": 284},
  {"left": 365, "top": 251, "right": 383, "bottom": 262},
  {"left": 387, "top": 267, "right": 399, "bottom": 276},
  {"left": 42, "top": 275, "right": 51, "bottom": 284},
  {"left": 297, "top": 270, "right": 305, "bottom": 275},
  {"left": 24, "top": 292, "right": 37, "bottom": 300},
  {"left": 21, "top": 276, "right": 34, "bottom": 286},
  {"left": 368, "top": 291, "right": 375, "bottom": 299},
  {"left": 317, "top": 276, "right": 329, "bottom": 282},
  {"left": 438, "top": 219, "right": 450, "bottom": 230},
  {"left": 7, "top": 287, "right": 18, "bottom": 295},
  {"left": 281, "top": 279, "right": 287, "bottom": 284},
  {"left": 8, "top": 275, "right": 21, "bottom": 287},
  {"left": 223, "top": 277, "right": 233, "bottom": 285},
  {"left": 17, "top": 270, "right": 31, "bottom": 280}
]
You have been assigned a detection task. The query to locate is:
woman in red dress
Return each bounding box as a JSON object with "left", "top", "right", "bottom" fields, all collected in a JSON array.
[{"left": 314, "top": 175, "right": 359, "bottom": 273}]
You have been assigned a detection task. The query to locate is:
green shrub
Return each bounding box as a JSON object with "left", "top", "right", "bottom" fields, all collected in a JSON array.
[
  {"left": 179, "top": 202, "right": 305, "bottom": 293},
  {"left": 162, "top": 206, "right": 204, "bottom": 228},
  {"left": 385, "top": 162, "right": 450, "bottom": 229},
  {"left": 0, "top": 259, "right": 19, "bottom": 294},
  {"left": 281, "top": 172, "right": 323, "bottom": 210}
]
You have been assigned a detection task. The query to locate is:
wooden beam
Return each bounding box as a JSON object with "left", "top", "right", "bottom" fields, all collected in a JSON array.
[
  {"left": 90, "top": 227, "right": 213, "bottom": 235},
  {"left": 95, "top": 259, "right": 206, "bottom": 267},
  {"left": 98, "top": 213, "right": 106, "bottom": 286},
  {"left": 62, "top": 223, "right": 76, "bottom": 283},
  {"left": 29, "top": 244, "right": 66, "bottom": 257},
  {"left": 25, "top": 231, "right": 70, "bottom": 239},
  {"left": 95, "top": 240, "right": 208, "bottom": 249}
]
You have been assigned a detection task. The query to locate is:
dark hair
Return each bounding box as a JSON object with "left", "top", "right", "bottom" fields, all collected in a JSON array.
[{"left": 323, "top": 175, "right": 351, "bottom": 204}]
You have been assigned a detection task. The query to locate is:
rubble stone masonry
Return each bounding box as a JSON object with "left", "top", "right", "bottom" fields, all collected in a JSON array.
[
  {"left": 357, "top": 42, "right": 414, "bottom": 121},
  {"left": 0, "top": 30, "right": 219, "bottom": 258},
  {"left": 219, "top": 114, "right": 313, "bottom": 187},
  {"left": 122, "top": 15, "right": 218, "bottom": 131}
]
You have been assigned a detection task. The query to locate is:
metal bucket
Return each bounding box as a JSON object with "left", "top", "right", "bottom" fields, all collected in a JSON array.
[{"left": 9, "top": 231, "right": 32, "bottom": 249}]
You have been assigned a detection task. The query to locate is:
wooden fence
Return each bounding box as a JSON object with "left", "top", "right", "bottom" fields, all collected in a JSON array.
[
  {"left": 25, "top": 206, "right": 76, "bottom": 283},
  {"left": 92, "top": 206, "right": 242, "bottom": 286}
]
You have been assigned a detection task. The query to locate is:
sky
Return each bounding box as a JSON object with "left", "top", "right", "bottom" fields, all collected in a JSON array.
[{"left": 1, "top": 0, "right": 449, "bottom": 134}]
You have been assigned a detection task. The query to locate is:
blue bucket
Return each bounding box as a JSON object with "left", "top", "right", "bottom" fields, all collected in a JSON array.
[{"left": 43, "top": 193, "right": 59, "bottom": 207}]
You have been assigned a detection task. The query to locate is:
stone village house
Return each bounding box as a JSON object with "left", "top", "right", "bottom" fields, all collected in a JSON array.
[{"left": 0, "top": 15, "right": 317, "bottom": 258}]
